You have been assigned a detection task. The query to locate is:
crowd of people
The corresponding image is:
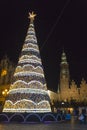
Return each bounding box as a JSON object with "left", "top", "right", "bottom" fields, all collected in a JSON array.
[{"left": 78, "top": 109, "right": 87, "bottom": 124}]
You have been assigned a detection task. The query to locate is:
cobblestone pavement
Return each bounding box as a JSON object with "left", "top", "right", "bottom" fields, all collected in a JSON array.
[{"left": 0, "top": 116, "right": 87, "bottom": 130}]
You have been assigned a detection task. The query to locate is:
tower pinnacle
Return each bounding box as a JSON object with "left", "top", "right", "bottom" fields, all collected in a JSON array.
[{"left": 28, "top": 11, "right": 36, "bottom": 22}]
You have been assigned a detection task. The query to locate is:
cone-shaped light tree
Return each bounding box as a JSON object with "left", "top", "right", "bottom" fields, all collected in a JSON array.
[{"left": 3, "top": 12, "right": 51, "bottom": 113}]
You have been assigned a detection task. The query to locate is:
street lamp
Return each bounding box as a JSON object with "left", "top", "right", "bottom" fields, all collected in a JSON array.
[
  {"left": 1, "top": 69, "right": 7, "bottom": 77},
  {"left": 1, "top": 89, "right": 8, "bottom": 112},
  {"left": 61, "top": 102, "right": 65, "bottom": 105},
  {"left": 2, "top": 89, "right": 8, "bottom": 97}
]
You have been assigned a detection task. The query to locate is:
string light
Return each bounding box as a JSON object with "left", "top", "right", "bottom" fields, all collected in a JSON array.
[{"left": 3, "top": 12, "right": 51, "bottom": 113}]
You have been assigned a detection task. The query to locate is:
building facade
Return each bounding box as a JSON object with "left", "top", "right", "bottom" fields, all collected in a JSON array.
[
  {"left": 59, "top": 51, "right": 87, "bottom": 102},
  {"left": 48, "top": 51, "right": 87, "bottom": 104}
]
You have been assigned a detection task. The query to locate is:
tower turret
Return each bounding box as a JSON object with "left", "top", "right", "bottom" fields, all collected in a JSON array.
[{"left": 60, "top": 50, "right": 70, "bottom": 80}]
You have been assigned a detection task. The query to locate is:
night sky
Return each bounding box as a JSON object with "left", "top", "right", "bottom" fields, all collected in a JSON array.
[{"left": 0, "top": 0, "right": 87, "bottom": 91}]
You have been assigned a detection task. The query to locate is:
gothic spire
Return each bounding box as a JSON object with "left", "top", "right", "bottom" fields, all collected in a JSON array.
[{"left": 61, "top": 50, "right": 67, "bottom": 65}]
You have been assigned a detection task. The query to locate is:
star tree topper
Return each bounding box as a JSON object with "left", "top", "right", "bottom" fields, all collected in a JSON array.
[{"left": 28, "top": 11, "right": 36, "bottom": 22}]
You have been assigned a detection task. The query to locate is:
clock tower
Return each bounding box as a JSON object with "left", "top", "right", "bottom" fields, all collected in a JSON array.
[{"left": 59, "top": 50, "right": 70, "bottom": 100}]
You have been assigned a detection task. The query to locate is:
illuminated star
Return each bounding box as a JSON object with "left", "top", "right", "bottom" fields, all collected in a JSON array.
[{"left": 28, "top": 11, "right": 36, "bottom": 21}]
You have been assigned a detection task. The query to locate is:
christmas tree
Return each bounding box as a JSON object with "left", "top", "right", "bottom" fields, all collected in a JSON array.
[{"left": 3, "top": 12, "right": 51, "bottom": 113}]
